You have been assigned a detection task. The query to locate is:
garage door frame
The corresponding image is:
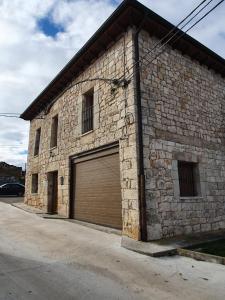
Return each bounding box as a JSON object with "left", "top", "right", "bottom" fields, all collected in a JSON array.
[{"left": 69, "top": 142, "right": 121, "bottom": 225}]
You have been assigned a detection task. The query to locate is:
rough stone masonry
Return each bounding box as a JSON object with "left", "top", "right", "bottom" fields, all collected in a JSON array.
[
  {"left": 139, "top": 30, "right": 225, "bottom": 240},
  {"left": 25, "top": 28, "right": 142, "bottom": 240},
  {"left": 24, "top": 22, "right": 225, "bottom": 241}
]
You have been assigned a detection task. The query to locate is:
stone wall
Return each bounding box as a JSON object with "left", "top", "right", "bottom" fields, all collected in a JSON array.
[
  {"left": 25, "top": 26, "right": 225, "bottom": 242},
  {"left": 25, "top": 28, "right": 141, "bottom": 240},
  {"left": 139, "top": 30, "right": 225, "bottom": 240}
]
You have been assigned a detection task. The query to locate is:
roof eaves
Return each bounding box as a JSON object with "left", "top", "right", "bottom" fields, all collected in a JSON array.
[
  {"left": 20, "top": 0, "right": 225, "bottom": 120},
  {"left": 20, "top": 0, "right": 135, "bottom": 120}
]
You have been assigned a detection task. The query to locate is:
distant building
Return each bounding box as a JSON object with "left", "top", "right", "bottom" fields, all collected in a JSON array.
[{"left": 0, "top": 162, "right": 23, "bottom": 185}]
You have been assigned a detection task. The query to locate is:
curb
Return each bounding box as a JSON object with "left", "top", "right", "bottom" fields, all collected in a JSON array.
[{"left": 178, "top": 248, "right": 225, "bottom": 265}]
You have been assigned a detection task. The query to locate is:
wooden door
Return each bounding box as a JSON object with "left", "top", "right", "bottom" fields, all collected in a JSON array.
[{"left": 48, "top": 171, "right": 58, "bottom": 214}]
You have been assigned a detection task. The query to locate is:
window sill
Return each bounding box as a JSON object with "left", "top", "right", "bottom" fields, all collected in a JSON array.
[
  {"left": 81, "top": 130, "right": 93, "bottom": 137},
  {"left": 31, "top": 193, "right": 38, "bottom": 195},
  {"left": 180, "top": 196, "right": 203, "bottom": 200},
  {"left": 49, "top": 146, "right": 57, "bottom": 151},
  {"left": 33, "top": 154, "right": 39, "bottom": 158}
]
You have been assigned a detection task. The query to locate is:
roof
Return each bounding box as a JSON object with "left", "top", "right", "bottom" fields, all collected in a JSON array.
[{"left": 21, "top": 0, "right": 225, "bottom": 120}]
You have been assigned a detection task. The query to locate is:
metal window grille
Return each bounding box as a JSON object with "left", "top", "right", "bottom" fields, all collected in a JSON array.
[
  {"left": 178, "top": 161, "right": 197, "bottom": 197},
  {"left": 82, "top": 93, "right": 93, "bottom": 133},
  {"left": 50, "top": 115, "right": 58, "bottom": 148},
  {"left": 34, "top": 128, "right": 41, "bottom": 156}
]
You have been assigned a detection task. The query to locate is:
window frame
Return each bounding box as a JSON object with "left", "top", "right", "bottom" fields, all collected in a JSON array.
[
  {"left": 31, "top": 173, "right": 38, "bottom": 194},
  {"left": 34, "top": 127, "right": 41, "bottom": 156},
  {"left": 82, "top": 89, "right": 94, "bottom": 134},
  {"left": 178, "top": 161, "right": 199, "bottom": 197},
  {"left": 50, "top": 114, "right": 58, "bottom": 149}
]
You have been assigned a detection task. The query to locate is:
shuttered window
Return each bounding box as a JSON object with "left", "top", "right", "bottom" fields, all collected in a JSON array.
[
  {"left": 82, "top": 89, "right": 93, "bottom": 134},
  {"left": 178, "top": 161, "right": 197, "bottom": 197}
]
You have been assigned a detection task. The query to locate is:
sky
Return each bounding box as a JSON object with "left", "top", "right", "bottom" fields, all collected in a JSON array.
[{"left": 0, "top": 0, "right": 224, "bottom": 169}]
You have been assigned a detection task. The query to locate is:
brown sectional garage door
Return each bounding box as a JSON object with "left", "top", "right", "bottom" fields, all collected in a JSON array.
[{"left": 72, "top": 149, "right": 122, "bottom": 229}]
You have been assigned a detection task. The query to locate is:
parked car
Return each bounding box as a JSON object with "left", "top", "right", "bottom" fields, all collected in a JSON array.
[{"left": 0, "top": 183, "right": 25, "bottom": 197}]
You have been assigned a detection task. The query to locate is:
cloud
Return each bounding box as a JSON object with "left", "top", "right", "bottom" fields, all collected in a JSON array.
[
  {"left": 0, "top": 0, "right": 116, "bottom": 168},
  {"left": 18, "top": 150, "right": 28, "bottom": 155},
  {"left": 0, "top": 131, "right": 25, "bottom": 142},
  {"left": 138, "top": 0, "right": 225, "bottom": 57},
  {"left": 0, "top": 0, "right": 224, "bottom": 168}
]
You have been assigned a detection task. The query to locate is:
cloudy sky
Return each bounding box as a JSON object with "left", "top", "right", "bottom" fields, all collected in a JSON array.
[{"left": 0, "top": 0, "right": 224, "bottom": 169}]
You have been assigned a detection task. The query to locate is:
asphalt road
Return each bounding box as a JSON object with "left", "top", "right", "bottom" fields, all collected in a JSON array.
[
  {"left": 0, "top": 196, "right": 23, "bottom": 204},
  {"left": 0, "top": 252, "right": 134, "bottom": 300},
  {"left": 0, "top": 198, "right": 225, "bottom": 300}
]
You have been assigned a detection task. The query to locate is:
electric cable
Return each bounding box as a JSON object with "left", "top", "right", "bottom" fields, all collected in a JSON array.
[
  {"left": 138, "top": 0, "right": 224, "bottom": 76},
  {"left": 119, "top": 0, "right": 215, "bottom": 81}
]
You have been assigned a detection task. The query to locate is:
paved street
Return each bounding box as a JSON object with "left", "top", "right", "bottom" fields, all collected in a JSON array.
[
  {"left": 0, "top": 198, "right": 225, "bottom": 300},
  {"left": 0, "top": 196, "right": 23, "bottom": 205}
]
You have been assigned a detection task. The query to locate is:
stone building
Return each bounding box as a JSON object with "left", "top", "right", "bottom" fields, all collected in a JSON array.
[{"left": 21, "top": 0, "right": 225, "bottom": 241}]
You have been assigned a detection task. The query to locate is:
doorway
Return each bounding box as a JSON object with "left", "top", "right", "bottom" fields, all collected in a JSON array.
[
  {"left": 71, "top": 146, "right": 122, "bottom": 229},
  {"left": 47, "top": 171, "right": 58, "bottom": 214}
]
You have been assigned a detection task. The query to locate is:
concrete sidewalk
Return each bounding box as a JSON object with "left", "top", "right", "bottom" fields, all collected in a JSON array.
[
  {"left": 12, "top": 200, "right": 225, "bottom": 258},
  {"left": 0, "top": 200, "right": 225, "bottom": 299}
]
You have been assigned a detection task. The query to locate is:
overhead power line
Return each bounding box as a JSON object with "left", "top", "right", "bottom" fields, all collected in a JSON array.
[
  {"left": 1, "top": 0, "right": 223, "bottom": 124},
  {"left": 0, "top": 112, "right": 21, "bottom": 118},
  {"left": 0, "top": 112, "right": 19, "bottom": 115},
  {"left": 119, "top": 0, "right": 214, "bottom": 82},
  {"left": 138, "top": 0, "right": 224, "bottom": 74},
  {"left": 175, "top": 0, "right": 224, "bottom": 39},
  {"left": 0, "top": 146, "right": 27, "bottom": 148},
  {"left": 139, "top": 0, "right": 215, "bottom": 68},
  {"left": 0, "top": 115, "right": 21, "bottom": 118},
  {"left": 43, "top": 76, "right": 129, "bottom": 115}
]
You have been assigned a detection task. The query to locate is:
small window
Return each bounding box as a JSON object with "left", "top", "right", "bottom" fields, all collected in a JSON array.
[
  {"left": 34, "top": 128, "right": 41, "bottom": 156},
  {"left": 82, "top": 89, "right": 94, "bottom": 134},
  {"left": 178, "top": 161, "right": 198, "bottom": 197},
  {"left": 50, "top": 115, "right": 58, "bottom": 148},
  {"left": 31, "top": 174, "right": 38, "bottom": 194}
]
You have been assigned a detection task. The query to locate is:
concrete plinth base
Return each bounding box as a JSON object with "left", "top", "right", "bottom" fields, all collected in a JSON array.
[
  {"left": 122, "top": 230, "right": 225, "bottom": 257},
  {"left": 121, "top": 236, "right": 177, "bottom": 257}
]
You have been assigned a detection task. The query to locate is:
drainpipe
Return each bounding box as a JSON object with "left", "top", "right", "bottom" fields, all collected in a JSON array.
[{"left": 133, "top": 27, "right": 147, "bottom": 242}]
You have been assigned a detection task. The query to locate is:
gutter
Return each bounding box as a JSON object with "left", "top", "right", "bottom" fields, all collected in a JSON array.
[{"left": 133, "top": 27, "right": 147, "bottom": 242}]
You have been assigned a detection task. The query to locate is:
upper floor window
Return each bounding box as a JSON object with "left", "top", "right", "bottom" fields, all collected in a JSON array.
[
  {"left": 178, "top": 161, "right": 198, "bottom": 197},
  {"left": 34, "top": 128, "right": 41, "bottom": 156},
  {"left": 50, "top": 115, "right": 58, "bottom": 148},
  {"left": 82, "top": 89, "right": 94, "bottom": 134}
]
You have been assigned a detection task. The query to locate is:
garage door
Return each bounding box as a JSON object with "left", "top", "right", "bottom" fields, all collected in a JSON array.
[{"left": 72, "top": 148, "right": 122, "bottom": 229}]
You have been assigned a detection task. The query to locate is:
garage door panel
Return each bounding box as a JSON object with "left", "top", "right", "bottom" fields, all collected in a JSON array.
[{"left": 72, "top": 151, "right": 122, "bottom": 229}]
